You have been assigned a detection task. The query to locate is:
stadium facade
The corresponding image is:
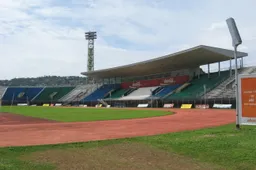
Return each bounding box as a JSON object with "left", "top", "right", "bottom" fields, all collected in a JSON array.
[{"left": 0, "top": 45, "right": 252, "bottom": 108}]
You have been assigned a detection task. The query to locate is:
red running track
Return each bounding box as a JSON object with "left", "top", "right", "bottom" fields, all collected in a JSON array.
[{"left": 0, "top": 109, "right": 235, "bottom": 147}]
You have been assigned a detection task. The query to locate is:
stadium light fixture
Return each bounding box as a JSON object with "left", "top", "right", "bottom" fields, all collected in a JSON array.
[
  {"left": 226, "top": 17, "right": 242, "bottom": 130},
  {"left": 85, "top": 31, "right": 97, "bottom": 73}
]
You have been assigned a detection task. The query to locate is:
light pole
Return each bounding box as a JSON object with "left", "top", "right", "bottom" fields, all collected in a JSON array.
[{"left": 226, "top": 17, "right": 242, "bottom": 130}]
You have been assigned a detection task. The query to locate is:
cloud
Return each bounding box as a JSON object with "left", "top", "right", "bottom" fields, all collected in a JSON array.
[
  {"left": 0, "top": 0, "right": 255, "bottom": 80},
  {"left": 207, "top": 21, "right": 226, "bottom": 31}
]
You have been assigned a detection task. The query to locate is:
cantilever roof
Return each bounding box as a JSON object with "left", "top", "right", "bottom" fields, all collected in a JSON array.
[{"left": 81, "top": 45, "right": 248, "bottom": 79}]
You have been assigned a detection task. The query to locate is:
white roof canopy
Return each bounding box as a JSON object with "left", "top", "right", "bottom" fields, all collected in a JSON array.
[{"left": 81, "top": 45, "right": 248, "bottom": 79}]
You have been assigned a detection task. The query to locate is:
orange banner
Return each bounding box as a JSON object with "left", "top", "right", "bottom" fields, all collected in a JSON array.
[{"left": 241, "top": 77, "right": 256, "bottom": 118}]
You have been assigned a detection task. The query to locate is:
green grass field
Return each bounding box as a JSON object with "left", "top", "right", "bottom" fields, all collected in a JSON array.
[
  {"left": 0, "top": 106, "right": 171, "bottom": 122},
  {"left": 1, "top": 124, "right": 256, "bottom": 170}
]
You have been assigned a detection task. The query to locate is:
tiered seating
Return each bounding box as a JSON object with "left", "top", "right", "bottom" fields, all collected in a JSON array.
[
  {"left": 208, "top": 67, "right": 256, "bottom": 99},
  {"left": 24, "top": 87, "right": 44, "bottom": 102},
  {"left": 33, "top": 87, "right": 75, "bottom": 102},
  {"left": 0, "top": 86, "right": 7, "bottom": 99},
  {"left": 82, "top": 84, "right": 119, "bottom": 102},
  {"left": 119, "top": 86, "right": 159, "bottom": 100},
  {"left": 153, "top": 85, "right": 180, "bottom": 98},
  {"left": 1, "top": 87, "right": 43, "bottom": 103},
  {"left": 167, "top": 71, "right": 230, "bottom": 99},
  {"left": 104, "top": 88, "right": 130, "bottom": 99},
  {"left": 1, "top": 87, "right": 24, "bottom": 102},
  {"left": 59, "top": 84, "right": 97, "bottom": 102}
]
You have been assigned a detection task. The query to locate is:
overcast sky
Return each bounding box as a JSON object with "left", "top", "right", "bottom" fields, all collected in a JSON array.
[{"left": 0, "top": 0, "right": 255, "bottom": 80}]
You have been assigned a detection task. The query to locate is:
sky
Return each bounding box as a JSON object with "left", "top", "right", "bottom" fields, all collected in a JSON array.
[{"left": 0, "top": 0, "right": 256, "bottom": 80}]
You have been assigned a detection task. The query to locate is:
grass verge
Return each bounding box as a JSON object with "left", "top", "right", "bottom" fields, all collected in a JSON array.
[{"left": 1, "top": 124, "right": 256, "bottom": 170}]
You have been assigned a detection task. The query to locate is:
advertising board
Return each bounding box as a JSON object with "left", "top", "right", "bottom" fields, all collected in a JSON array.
[
  {"left": 163, "top": 103, "right": 174, "bottom": 108},
  {"left": 195, "top": 104, "right": 209, "bottom": 109},
  {"left": 137, "top": 104, "right": 149, "bottom": 108},
  {"left": 121, "top": 75, "right": 189, "bottom": 88},
  {"left": 238, "top": 74, "right": 256, "bottom": 125},
  {"left": 212, "top": 104, "right": 232, "bottom": 109},
  {"left": 180, "top": 104, "right": 192, "bottom": 109}
]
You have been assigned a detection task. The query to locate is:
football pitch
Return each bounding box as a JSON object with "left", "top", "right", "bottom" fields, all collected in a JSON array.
[{"left": 0, "top": 106, "right": 171, "bottom": 122}]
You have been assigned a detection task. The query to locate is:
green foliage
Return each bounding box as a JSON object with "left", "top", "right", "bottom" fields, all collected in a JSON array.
[{"left": 0, "top": 76, "right": 87, "bottom": 86}]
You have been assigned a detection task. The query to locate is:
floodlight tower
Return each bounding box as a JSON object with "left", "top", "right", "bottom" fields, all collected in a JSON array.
[{"left": 85, "top": 31, "right": 97, "bottom": 72}]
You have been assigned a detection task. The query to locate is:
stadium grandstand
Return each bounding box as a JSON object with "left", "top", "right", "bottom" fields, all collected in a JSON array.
[{"left": 0, "top": 45, "right": 250, "bottom": 108}]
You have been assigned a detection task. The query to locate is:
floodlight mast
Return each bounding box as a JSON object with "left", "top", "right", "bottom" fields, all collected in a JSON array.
[
  {"left": 226, "top": 17, "right": 242, "bottom": 130},
  {"left": 85, "top": 31, "right": 97, "bottom": 72}
]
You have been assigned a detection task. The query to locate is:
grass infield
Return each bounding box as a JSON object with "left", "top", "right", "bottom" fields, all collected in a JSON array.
[
  {"left": 0, "top": 106, "right": 171, "bottom": 122},
  {"left": 1, "top": 124, "right": 256, "bottom": 170}
]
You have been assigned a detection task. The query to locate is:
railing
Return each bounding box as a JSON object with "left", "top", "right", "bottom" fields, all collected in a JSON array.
[
  {"left": 97, "top": 99, "right": 108, "bottom": 107},
  {"left": 197, "top": 76, "right": 229, "bottom": 98}
]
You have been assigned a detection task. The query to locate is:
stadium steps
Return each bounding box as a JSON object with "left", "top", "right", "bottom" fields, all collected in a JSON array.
[
  {"left": 204, "top": 75, "right": 235, "bottom": 99},
  {"left": 226, "top": 67, "right": 256, "bottom": 89},
  {"left": 77, "top": 84, "right": 98, "bottom": 101},
  {"left": 59, "top": 84, "right": 97, "bottom": 102},
  {"left": 205, "top": 67, "right": 256, "bottom": 99}
]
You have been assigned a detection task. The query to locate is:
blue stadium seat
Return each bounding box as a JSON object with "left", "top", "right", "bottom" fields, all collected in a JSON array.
[
  {"left": 82, "top": 84, "right": 120, "bottom": 102},
  {"left": 2, "top": 87, "right": 43, "bottom": 103},
  {"left": 153, "top": 84, "right": 180, "bottom": 98}
]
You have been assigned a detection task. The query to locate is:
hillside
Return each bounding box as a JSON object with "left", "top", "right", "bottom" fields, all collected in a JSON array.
[{"left": 0, "top": 76, "right": 87, "bottom": 86}]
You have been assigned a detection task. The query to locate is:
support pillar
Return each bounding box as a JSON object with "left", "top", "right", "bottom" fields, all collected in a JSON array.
[
  {"left": 198, "top": 67, "right": 201, "bottom": 79},
  {"left": 218, "top": 62, "right": 220, "bottom": 76},
  {"left": 208, "top": 64, "right": 210, "bottom": 79},
  {"left": 230, "top": 58, "right": 232, "bottom": 77}
]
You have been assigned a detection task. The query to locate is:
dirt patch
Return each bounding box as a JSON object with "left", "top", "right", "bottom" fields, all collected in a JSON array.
[
  {"left": 24, "top": 142, "right": 221, "bottom": 170},
  {"left": 0, "top": 112, "right": 57, "bottom": 125}
]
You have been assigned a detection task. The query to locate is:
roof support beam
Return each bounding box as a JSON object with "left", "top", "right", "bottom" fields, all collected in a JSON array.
[{"left": 230, "top": 59, "right": 232, "bottom": 77}]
